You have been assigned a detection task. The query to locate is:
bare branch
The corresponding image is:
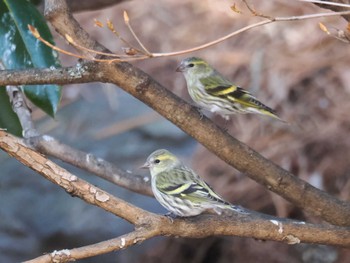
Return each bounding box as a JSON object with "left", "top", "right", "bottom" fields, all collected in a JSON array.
[
  {"left": 123, "top": 11, "right": 152, "bottom": 55},
  {"left": 0, "top": 61, "right": 38, "bottom": 137},
  {"left": 28, "top": 23, "right": 147, "bottom": 62},
  {"left": 38, "top": 0, "right": 350, "bottom": 226},
  {"left": 24, "top": 229, "right": 155, "bottom": 263},
  {"left": 306, "top": 0, "right": 350, "bottom": 39},
  {"left": 1, "top": 130, "right": 350, "bottom": 263},
  {"left": 24, "top": 213, "right": 350, "bottom": 263},
  {"left": 29, "top": 1, "right": 350, "bottom": 62},
  {"left": 64, "top": 32, "right": 123, "bottom": 58},
  {"left": 0, "top": 130, "right": 149, "bottom": 225},
  {"left": 2, "top": 0, "right": 350, "bottom": 261},
  {"left": 241, "top": 0, "right": 275, "bottom": 19},
  {"left": 106, "top": 18, "right": 142, "bottom": 55},
  {"left": 1, "top": 62, "right": 350, "bottom": 227},
  {"left": 27, "top": 135, "right": 153, "bottom": 196},
  {"left": 5, "top": 86, "right": 39, "bottom": 138},
  {"left": 311, "top": 0, "right": 350, "bottom": 22},
  {"left": 318, "top": 21, "right": 350, "bottom": 43},
  {"left": 44, "top": 0, "right": 106, "bottom": 58},
  {"left": 0, "top": 65, "right": 153, "bottom": 195},
  {"left": 300, "top": 0, "right": 350, "bottom": 8}
]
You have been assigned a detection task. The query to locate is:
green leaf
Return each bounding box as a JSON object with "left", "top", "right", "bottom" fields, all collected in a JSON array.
[
  {"left": 0, "top": 87, "right": 22, "bottom": 137},
  {"left": 0, "top": 0, "right": 61, "bottom": 117}
]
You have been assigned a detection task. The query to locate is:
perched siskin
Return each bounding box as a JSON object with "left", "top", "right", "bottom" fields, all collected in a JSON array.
[
  {"left": 176, "top": 57, "right": 282, "bottom": 121},
  {"left": 141, "top": 149, "right": 246, "bottom": 217}
]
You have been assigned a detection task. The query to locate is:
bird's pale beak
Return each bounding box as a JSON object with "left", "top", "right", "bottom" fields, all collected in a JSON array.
[
  {"left": 176, "top": 64, "right": 185, "bottom": 72},
  {"left": 140, "top": 162, "right": 150, "bottom": 169}
]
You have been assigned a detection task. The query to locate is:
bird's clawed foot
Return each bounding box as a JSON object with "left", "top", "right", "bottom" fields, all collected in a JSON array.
[
  {"left": 190, "top": 104, "right": 204, "bottom": 120},
  {"left": 222, "top": 117, "right": 231, "bottom": 132},
  {"left": 164, "top": 212, "right": 178, "bottom": 223},
  {"left": 232, "top": 205, "right": 250, "bottom": 215},
  {"left": 195, "top": 107, "right": 204, "bottom": 120}
]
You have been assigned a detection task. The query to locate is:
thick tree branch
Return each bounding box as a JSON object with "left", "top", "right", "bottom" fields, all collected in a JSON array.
[
  {"left": 44, "top": 0, "right": 105, "bottom": 59},
  {"left": 1, "top": 130, "right": 349, "bottom": 263},
  {"left": 24, "top": 229, "right": 155, "bottom": 263},
  {"left": 0, "top": 0, "right": 348, "bottom": 243},
  {"left": 6, "top": 86, "right": 39, "bottom": 137},
  {"left": 43, "top": 0, "right": 350, "bottom": 226},
  {"left": 0, "top": 130, "right": 149, "bottom": 225},
  {"left": 1, "top": 61, "right": 350, "bottom": 227},
  {"left": 28, "top": 135, "right": 153, "bottom": 196},
  {"left": 3, "top": 74, "right": 152, "bottom": 196},
  {"left": 1, "top": 0, "right": 350, "bottom": 261}
]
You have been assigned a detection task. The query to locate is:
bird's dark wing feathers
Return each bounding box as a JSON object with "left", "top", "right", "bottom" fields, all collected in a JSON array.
[{"left": 156, "top": 168, "right": 230, "bottom": 205}]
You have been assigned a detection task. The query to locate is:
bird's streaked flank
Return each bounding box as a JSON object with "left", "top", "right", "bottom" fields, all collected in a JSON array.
[
  {"left": 176, "top": 57, "right": 283, "bottom": 121},
  {"left": 142, "top": 149, "right": 246, "bottom": 217}
]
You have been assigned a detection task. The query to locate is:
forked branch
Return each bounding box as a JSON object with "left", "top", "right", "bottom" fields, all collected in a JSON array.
[
  {"left": 28, "top": 1, "right": 350, "bottom": 62},
  {"left": 1, "top": 130, "right": 349, "bottom": 263}
]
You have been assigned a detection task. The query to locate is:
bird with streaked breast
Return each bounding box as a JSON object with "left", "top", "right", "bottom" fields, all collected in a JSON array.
[
  {"left": 176, "top": 57, "right": 284, "bottom": 122},
  {"left": 141, "top": 149, "right": 247, "bottom": 217}
]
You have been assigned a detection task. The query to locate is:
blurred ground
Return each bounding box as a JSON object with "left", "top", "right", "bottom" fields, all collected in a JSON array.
[{"left": 1, "top": 0, "right": 350, "bottom": 262}]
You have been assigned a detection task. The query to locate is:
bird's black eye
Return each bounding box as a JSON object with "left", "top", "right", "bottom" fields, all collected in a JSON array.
[
  {"left": 154, "top": 159, "right": 160, "bottom": 164},
  {"left": 188, "top": 63, "right": 194, "bottom": 68}
]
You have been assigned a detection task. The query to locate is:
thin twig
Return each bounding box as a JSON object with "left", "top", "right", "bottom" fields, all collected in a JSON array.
[
  {"left": 123, "top": 11, "right": 152, "bottom": 56},
  {"left": 276, "top": 10, "right": 350, "bottom": 19},
  {"left": 241, "top": 0, "right": 275, "bottom": 19},
  {"left": 1, "top": 130, "right": 350, "bottom": 263},
  {"left": 151, "top": 9, "right": 350, "bottom": 57},
  {"left": 24, "top": 228, "right": 155, "bottom": 263},
  {"left": 29, "top": 8, "right": 350, "bottom": 62},
  {"left": 28, "top": 134, "right": 153, "bottom": 196},
  {"left": 29, "top": 25, "right": 147, "bottom": 62},
  {"left": 0, "top": 130, "right": 150, "bottom": 224},
  {"left": 1, "top": 63, "right": 350, "bottom": 226},
  {"left": 299, "top": 0, "right": 350, "bottom": 8},
  {"left": 28, "top": 25, "right": 95, "bottom": 60},
  {"left": 151, "top": 20, "right": 271, "bottom": 57},
  {"left": 319, "top": 22, "right": 350, "bottom": 43},
  {"left": 64, "top": 33, "right": 123, "bottom": 58},
  {"left": 106, "top": 19, "right": 145, "bottom": 55}
]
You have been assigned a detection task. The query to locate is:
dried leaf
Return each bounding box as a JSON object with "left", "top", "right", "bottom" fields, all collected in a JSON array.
[
  {"left": 65, "top": 34, "right": 75, "bottom": 44},
  {"left": 230, "top": 4, "right": 242, "bottom": 14},
  {"left": 107, "top": 19, "right": 113, "bottom": 30},
  {"left": 107, "top": 19, "right": 120, "bottom": 37},
  {"left": 94, "top": 19, "right": 104, "bottom": 28},
  {"left": 122, "top": 47, "right": 138, "bottom": 56},
  {"left": 27, "top": 24, "right": 40, "bottom": 38},
  {"left": 319, "top": 22, "right": 330, "bottom": 35},
  {"left": 123, "top": 10, "right": 129, "bottom": 23}
]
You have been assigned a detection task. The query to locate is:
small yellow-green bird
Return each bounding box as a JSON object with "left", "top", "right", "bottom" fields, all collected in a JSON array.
[
  {"left": 176, "top": 57, "right": 282, "bottom": 121},
  {"left": 142, "top": 149, "right": 247, "bottom": 217}
]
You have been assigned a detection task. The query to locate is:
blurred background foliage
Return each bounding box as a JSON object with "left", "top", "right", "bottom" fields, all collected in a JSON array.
[{"left": 0, "top": 0, "right": 349, "bottom": 262}]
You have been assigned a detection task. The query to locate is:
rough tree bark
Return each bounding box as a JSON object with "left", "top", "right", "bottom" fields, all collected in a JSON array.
[{"left": 0, "top": 0, "right": 350, "bottom": 261}]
